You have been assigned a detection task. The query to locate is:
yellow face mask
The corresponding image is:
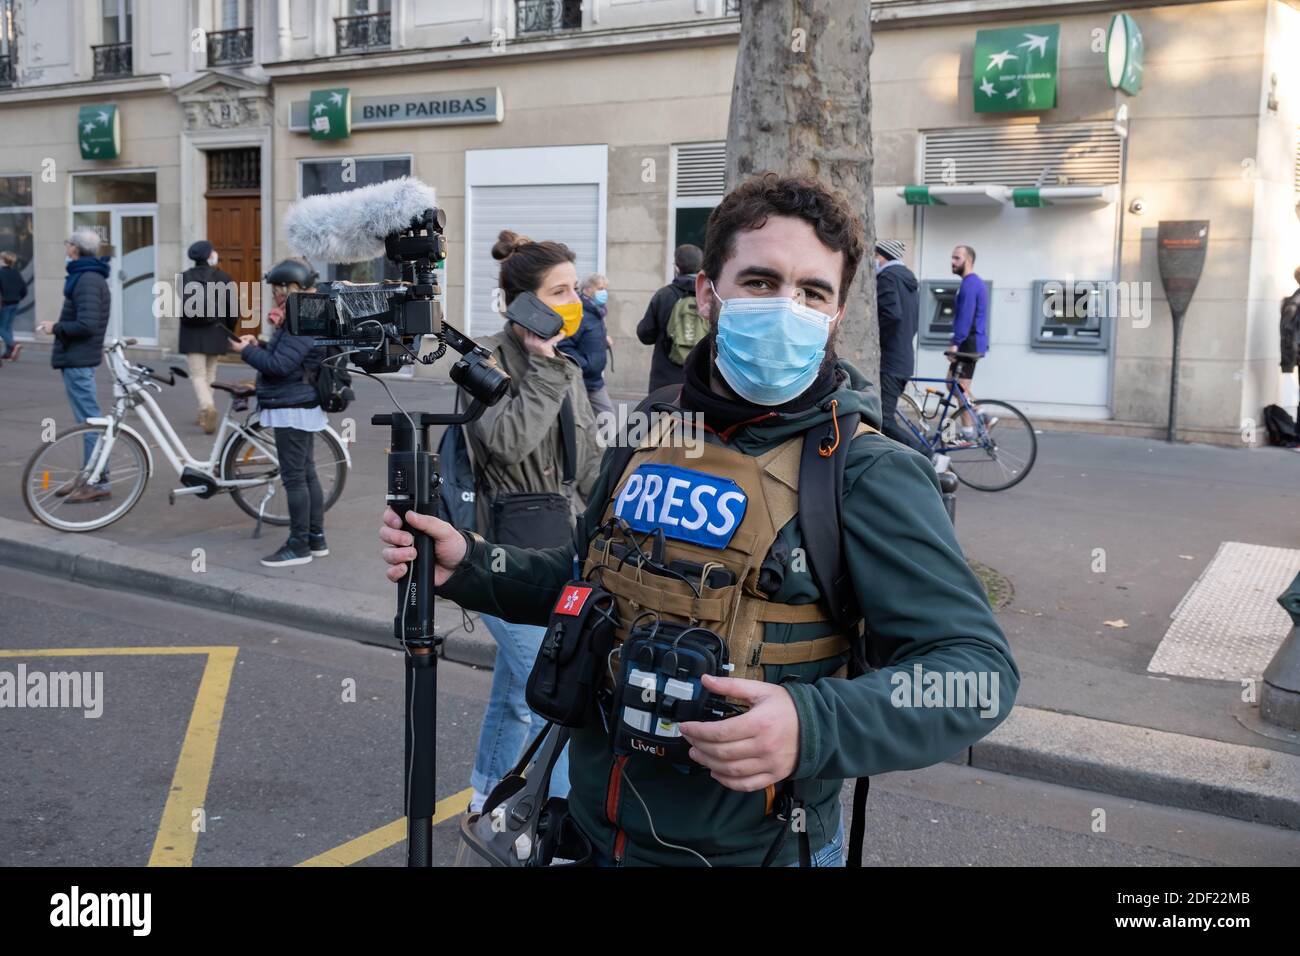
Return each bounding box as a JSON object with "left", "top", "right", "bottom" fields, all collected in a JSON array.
[{"left": 553, "top": 300, "right": 583, "bottom": 338}]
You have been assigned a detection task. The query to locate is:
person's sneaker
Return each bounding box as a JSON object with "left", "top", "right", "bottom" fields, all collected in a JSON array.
[
  {"left": 978, "top": 409, "right": 999, "bottom": 429},
  {"left": 931, "top": 453, "right": 951, "bottom": 474},
  {"left": 65, "top": 485, "right": 110, "bottom": 503},
  {"left": 959, "top": 425, "right": 977, "bottom": 441},
  {"left": 260, "top": 544, "right": 312, "bottom": 568},
  {"left": 3, "top": 344, "right": 20, "bottom": 361},
  {"left": 308, "top": 534, "right": 329, "bottom": 557}
]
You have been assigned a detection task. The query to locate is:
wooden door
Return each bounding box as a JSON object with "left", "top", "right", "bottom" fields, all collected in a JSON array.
[{"left": 206, "top": 190, "right": 261, "bottom": 333}]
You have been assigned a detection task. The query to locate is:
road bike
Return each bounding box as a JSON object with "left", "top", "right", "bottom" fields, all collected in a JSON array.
[
  {"left": 894, "top": 352, "right": 1037, "bottom": 491},
  {"left": 22, "top": 337, "right": 351, "bottom": 532}
]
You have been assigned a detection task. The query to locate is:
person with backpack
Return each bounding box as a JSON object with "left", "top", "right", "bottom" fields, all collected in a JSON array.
[
  {"left": 446, "top": 229, "right": 601, "bottom": 816},
  {"left": 230, "top": 258, "right": 330, "bottom": 568},
  {"left": 381, "top": 174, "right": 1018, "bottom": 867},
  {"left": 637, "top": 244, "right": 706, "bottom": 392},
  {"left": 559, "top": 273, "right": 615, "bottom": 421},
  {"left": 178, "top": 240, "right": 238, "bottom": 434}
]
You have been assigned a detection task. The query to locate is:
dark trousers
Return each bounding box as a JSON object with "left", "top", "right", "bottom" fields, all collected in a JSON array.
[
  {"left": 880, "top": 372, "right": 931, "bottom": 455},
  {"left": 274, "top": 427, "right": 323, "bottom": 551}
]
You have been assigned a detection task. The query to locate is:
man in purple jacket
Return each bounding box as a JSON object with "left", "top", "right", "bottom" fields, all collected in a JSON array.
[{"left": 946, "top": 244, "right": 991, "bottom": 438}]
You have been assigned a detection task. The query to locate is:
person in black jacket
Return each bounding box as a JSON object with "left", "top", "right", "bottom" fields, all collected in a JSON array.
[
  {"left": 873, "top": 239, "right": 932, "bottom": 459},
  {"left": 636, "top": 244, "right": 702, "bottom": 392},
  {"left": 179, "top": 240, "right": 239, "bottom": 434},
  {"left": 0, "top": 250, "right": 28, "bottom": 361},
  {"left": 559, "top": 273, "right": 614, "bottom": 420},
  {"left": 231, "top": 258, "right": 329, "bottom": 568},
  {"left": 36, "top": 230, "right": 112, "bottom": 502}
]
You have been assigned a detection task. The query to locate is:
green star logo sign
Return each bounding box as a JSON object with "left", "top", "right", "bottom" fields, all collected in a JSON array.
[
  {"left": 78, "top": 104, "right": 121, "bottom": 160},
  {"left": 308, "top": 88, "right": 351, "bottom": 140},
  {"left": 973, "top": 24, "right": 1060, "bottom": 113}
]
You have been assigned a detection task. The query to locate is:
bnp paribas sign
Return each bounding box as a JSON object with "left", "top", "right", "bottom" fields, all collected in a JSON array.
[
  {"left": 290, "top": 88, "right": 503, "bottom": 137},
  {"left": 973, "top": 24, "right": 1060, "bottom": 113}
]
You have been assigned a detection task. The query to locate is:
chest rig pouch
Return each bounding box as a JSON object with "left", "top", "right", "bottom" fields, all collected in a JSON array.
[{"left": 582, "top": 410, "right": 867, "bottom": 770}]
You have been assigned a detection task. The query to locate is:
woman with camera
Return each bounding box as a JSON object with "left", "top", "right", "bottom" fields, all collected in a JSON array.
[
  {"left": 455, "top": 230, "right": 601, "bottom": 814},
  {"left": 230, "top": 258, "right": 330, "bottom": 568}
]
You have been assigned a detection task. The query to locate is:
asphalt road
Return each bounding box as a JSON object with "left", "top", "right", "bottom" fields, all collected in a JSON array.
[{"left": 3, "top": 568, "right": 1297, "bottom": 868}]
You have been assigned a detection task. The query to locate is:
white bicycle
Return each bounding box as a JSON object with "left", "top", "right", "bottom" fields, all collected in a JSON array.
[{"left": 22, "top": 337, "right": 352, "bottom": 533}]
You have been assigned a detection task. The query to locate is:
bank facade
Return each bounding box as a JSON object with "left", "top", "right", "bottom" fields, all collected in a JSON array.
[{"left": 0, "top": 0, "right": 1294, "bottom": 444}]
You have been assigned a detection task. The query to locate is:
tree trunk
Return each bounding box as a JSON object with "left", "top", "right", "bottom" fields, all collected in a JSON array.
[{"left": 725, "top": 0, "right": 879, "bottom": 386}]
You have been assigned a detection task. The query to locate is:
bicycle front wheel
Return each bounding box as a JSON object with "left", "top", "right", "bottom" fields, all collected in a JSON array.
[
  {"left": 946, "top": 400, "right": 1037, "bottom": 492},
  {"left": 22, "top": 424, "right": 150, "bottom": 531},
  {"left": 222, "top": 424, "right": 348, "bottom": 526}
]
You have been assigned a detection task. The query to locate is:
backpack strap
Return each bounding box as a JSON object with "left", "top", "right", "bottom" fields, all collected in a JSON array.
[
  {"left": 559, "top": 394, "right": 577, "bottom": 485},
  {"left": 796, "top": 405, "right": 882, "bottom": 868}
]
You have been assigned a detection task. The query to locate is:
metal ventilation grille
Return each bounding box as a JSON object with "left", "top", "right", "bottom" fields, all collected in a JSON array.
[
  {"left": 675, "top": 142, "right": 726, "bottom": 197},
  {"left": 923, "top": 122, "right": 1123, "bottom": 187}
]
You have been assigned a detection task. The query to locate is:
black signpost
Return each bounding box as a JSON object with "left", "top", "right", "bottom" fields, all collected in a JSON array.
[{"left": 1156, "top": 220, "right": 1210, "bottom": 442}]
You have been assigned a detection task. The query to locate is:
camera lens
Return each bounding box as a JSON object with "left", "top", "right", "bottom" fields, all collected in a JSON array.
[{"left": 451, "top": 353, "right": 510, "bottom": 405}]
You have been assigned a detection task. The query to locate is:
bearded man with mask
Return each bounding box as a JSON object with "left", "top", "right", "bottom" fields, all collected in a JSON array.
[{"left": 379, "top": 173, "right": 1018, "bottom": 867}]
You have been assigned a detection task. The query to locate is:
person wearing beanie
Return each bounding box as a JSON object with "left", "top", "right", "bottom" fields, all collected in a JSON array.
[
  {"left": 873, "top": 240, "right": 933, "bottom": 460},
  {"left": 179, "top": 239, "right": 238, "bottom": 433}
]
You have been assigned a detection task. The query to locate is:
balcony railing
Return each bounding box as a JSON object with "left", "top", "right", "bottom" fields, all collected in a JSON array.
[
  {"left": 724, "top": 0, "right": 741, "bottom": 15},
  {"left": 335, "top": 12, "right": 391, "bottom": 53},
  {"left": 92, "top": 42, "right": 133, "bottom": 79},
  {"left": 207, "top": 27, "right": 254, "bottom": 67},
  {"left": 516, "top": 0, "right": 582, "bottom": 35},
  {"left": 0, "top": 54, "right": 14, "bottom": 88}
]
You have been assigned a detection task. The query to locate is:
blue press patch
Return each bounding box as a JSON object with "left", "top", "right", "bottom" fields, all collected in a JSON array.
[{"left": 612, "top": 463, "right": 748, "bottom": 549}]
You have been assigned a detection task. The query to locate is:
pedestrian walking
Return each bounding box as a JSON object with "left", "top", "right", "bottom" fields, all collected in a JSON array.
[
  {"left": 0, "top": 250, "right": 28, "bottom": 362},
  {"left": 179, "top": 240, "right": 239, "bottom": 434},
  {"left": 636, "top": 243, "right": 705, "bottom": 392},
  {"left": 560, "top": 272, "right": 615, "bottom": 421}
]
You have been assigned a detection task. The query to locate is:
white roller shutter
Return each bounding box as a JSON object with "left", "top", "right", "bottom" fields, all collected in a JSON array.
[{"left": 467, "top": 182, "right": 600, "bottom": 338}]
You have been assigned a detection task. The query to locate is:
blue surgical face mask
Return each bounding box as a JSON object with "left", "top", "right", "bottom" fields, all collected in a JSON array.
[
  {"left": 593, "top": 289, "right": 608, "bottom": 306},
  {"left": 710, "top": 281, "right": 834, "bottom": 406}
]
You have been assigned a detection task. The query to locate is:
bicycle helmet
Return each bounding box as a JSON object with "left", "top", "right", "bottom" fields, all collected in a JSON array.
[{"left": 264, "top": 258, "right": 319, "bottom": 289}]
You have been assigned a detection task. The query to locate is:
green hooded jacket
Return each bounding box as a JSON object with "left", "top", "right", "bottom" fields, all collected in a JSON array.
[{"left": 438, "top": 360, "right": 1019, "bottom": 866}]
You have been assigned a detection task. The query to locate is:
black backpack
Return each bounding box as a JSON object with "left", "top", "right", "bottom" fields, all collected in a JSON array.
[
  {"left": 436, "top": 419, "right": 480, "bottom": 532},
  {"left": 310, "top": 346, "right": 355, "bottom": 413},
  {"left": 1264, "top": 404, "right": 1300, "bottom": 447}
]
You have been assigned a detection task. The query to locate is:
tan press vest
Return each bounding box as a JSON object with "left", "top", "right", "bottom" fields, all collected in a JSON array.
[{"left": 582, "top": 413, "right": 876, "bottom": 684}]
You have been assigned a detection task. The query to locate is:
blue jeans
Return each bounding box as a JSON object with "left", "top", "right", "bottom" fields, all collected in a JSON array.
[
  {"left": 471, "top": 614, "right": 570, "bottom": 801},
  {"left": 61, "top": 366, "right": 107, "bottom": 485},
  {"left": 0, "top": 304, "right": 16, "bottom": 352},
  {"left": 589, "top": 806, "right": 846, "bottom": 867}
]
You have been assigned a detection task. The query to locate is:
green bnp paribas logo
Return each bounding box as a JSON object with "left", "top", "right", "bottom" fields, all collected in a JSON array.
[
  {"left": 78, "top": 105, "right": 121, "bottom": 160},
  {"left": 308, "top": 88, "right": 351, "bottom": 140},
  {"left": 973, "top": 24, "right": 1060, "bottom": 113}
]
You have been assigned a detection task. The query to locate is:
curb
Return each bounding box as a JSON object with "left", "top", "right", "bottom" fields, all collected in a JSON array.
[
  {"left": 2, "top": 516, "right": 1297, "bottom": 831},
  {"left": 0, "top": 515, "right": 497, "bottom": 670}
]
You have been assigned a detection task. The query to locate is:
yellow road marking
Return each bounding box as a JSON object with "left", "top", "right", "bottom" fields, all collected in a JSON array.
[
  {"left": 0, "top": 646, "right": 239, "bottom": 867},
  {"left": 4, "top": 646, "right": 471, "bottom": 868},
  {"left": 296, "top": 787, "right": 473, "bottom": 867}
]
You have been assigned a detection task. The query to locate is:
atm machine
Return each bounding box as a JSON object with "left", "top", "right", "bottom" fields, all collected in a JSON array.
[
  {"left": 1030, "top": 279, "right": 1110, "bottom": 352},
  {"left": 918, "top": 279, "right": 993, "bottom": 348}
]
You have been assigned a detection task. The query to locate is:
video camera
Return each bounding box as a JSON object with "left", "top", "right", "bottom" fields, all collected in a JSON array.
[{"left": 285, "top": 205, "right": 508, "bottom": 405}]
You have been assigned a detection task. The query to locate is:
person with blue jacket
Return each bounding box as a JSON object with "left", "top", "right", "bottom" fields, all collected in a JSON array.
[
  {"left": 231, "top": 258, "right": 329, "bottom": 568},
  {"left": 947, "top": 244, "right": 991, "bottom": 438},
  {"left": 559, "top": 273, "right": 614, "bottom": 420},
  {"left": 36, "top": 230, "right": 112, "bottom": 502}
]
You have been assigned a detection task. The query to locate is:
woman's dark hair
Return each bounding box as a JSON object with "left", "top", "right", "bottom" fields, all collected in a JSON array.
[
  {"left": 491, "top": 229, "right": 576, "bottom": 306},
  {"left": 702, "top": 172, "right": 865, "bottom": 305}
]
